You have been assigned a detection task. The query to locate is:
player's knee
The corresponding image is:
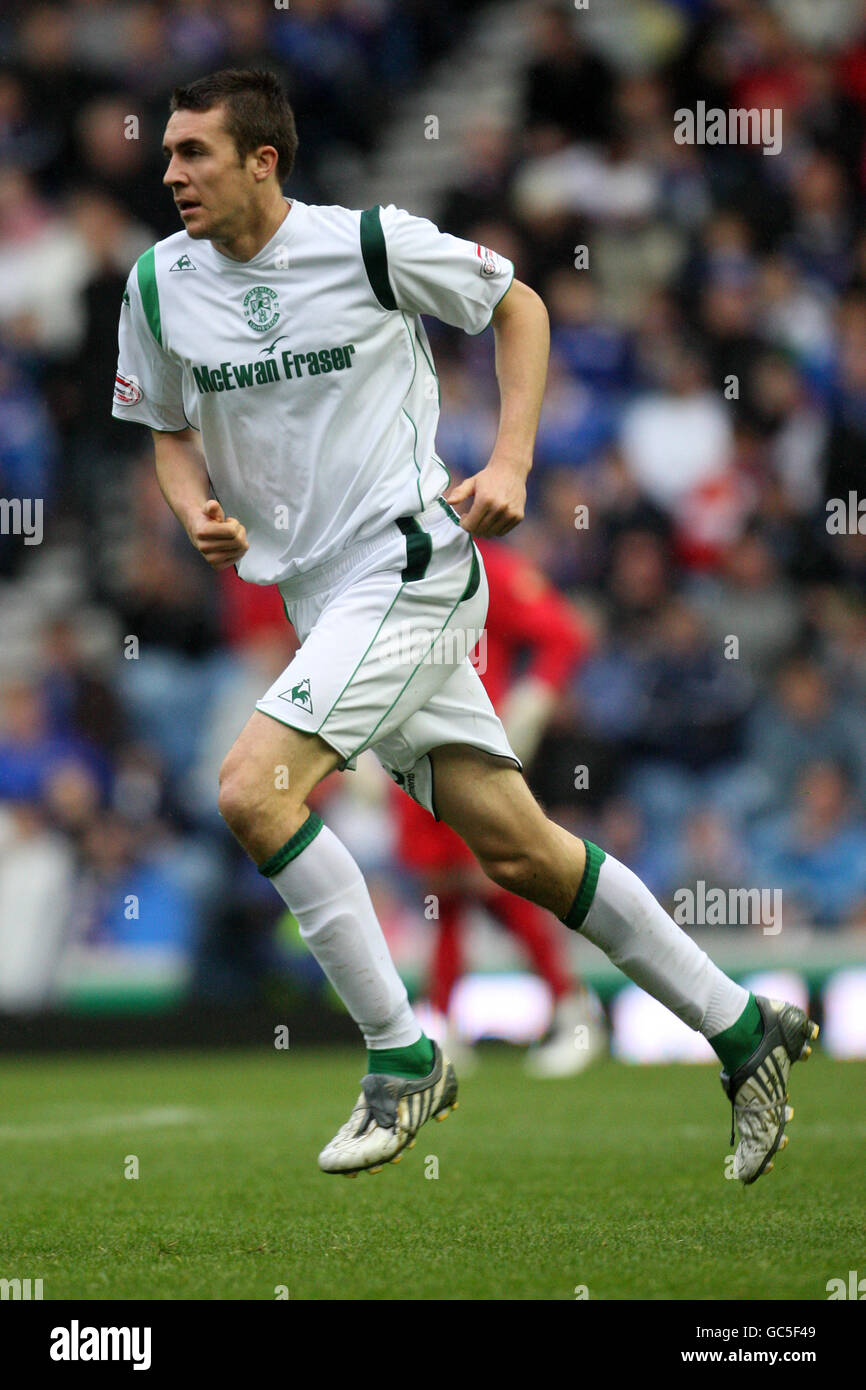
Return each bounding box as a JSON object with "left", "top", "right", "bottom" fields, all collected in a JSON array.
[
  {"left": 476, "top": 830, "right": 561, "bottom": 896},
  {"left": 477, "top": 845, "right": 539, "bottom": 895},
  {"left": 217, "top": 758, "right": 275, "bottom": 837},
  {"left": 217, "top": 766, "right": 250, "bottom": 835}
]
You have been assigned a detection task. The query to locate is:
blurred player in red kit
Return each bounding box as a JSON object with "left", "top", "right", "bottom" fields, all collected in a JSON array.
[{"left": 394, "top": 536, "right": 604, "bottom": 1075}]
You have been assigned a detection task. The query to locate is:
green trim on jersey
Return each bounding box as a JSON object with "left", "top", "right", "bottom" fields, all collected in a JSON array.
[
  {"left": 399, "top": 310, "right": 449, "bottom": 495},
  {"left": 396, "top": 516, "right": 433, "bottom": 582},
  {"left": 401, "top": 406, "right": 425, "bottom": 512},
  {"left": 360, "top": 206, "right": 398, "bottom": 311},
  {"left": 136, "top": 247, "right": 162, "bottom": 346},
  {"left": 433, "top": 453, "right": 451, "bottom": 489},
  {"left": 414, "top": 327, "right": 441, "bottom": 407},
  {"left": 473, "top": 264, "right": 516, "bottom": 336},
  {"left": 398, "top": 312, "right": 437, "bottom": 509}
]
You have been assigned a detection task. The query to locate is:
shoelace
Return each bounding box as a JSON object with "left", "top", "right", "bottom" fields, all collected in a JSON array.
[
  {"left": 730, "top": 1095, "right": 786, "bottom": 1147},
  {"left": 333, "top": 1099, "right": 375, "bottom": 1141}
]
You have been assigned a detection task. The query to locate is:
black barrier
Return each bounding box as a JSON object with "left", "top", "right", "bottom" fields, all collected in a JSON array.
[{"left": 0, "top": 1002, "right": 359, "bottom": 1053}]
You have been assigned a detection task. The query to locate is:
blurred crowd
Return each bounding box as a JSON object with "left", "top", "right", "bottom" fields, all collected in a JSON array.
[{"left": 1, "top": 0, "right": 866, "bottom": 1010}]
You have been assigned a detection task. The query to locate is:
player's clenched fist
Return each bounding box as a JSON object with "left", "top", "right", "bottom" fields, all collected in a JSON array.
[
  {"left": 445, "top": 461, "right": 527, "bottom": 538},
  {"left": 189, "top": 499, "right": 248, "bottom": 570}
]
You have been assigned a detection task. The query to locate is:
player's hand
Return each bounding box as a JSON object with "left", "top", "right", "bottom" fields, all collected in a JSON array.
[
  {"left": 444, "top": 458, "right": 527, "bottom": 537},
  {"left": 189, "top": 499, "right": 248, "bottom": 570}
]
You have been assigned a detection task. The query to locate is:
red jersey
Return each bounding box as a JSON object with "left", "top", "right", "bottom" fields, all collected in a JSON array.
[{"left": 477, "top": 539, "right": 589, "bottom": 706}]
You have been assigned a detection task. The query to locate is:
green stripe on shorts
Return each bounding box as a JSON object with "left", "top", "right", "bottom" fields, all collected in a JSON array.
[
  {"left": 460, "top": 544, "right": 481, "bottom": 601},
  {"left": 396, "top": 516, "right": 432, "bottom": 582}
]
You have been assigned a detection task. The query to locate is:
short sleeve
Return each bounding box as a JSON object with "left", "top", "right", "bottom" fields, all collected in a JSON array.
[
  {"left": 112, "top": 259, "right": 187, "bottom": 431},
  {"left": 368, "top": 204, "right": 515, "bottom": 335}
]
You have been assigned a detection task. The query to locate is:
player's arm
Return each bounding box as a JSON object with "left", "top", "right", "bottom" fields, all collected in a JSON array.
[
  {"left": 151, "top": 427, "right": 248, "bottom": 571},
  {"left": 445, "top": 279, "right": 549, "bottom": 537},
  {"left": 111, "top": 261, "right": 247, "bottom": 572}
]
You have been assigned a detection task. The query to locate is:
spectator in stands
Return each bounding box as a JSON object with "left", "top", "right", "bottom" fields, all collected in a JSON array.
[
  {"left": 687, "top": 529, "right": 803, "bottom": 678},
  {"left": 754, "top": 760, "right": 866, "bottom": 929},
  {"left": 620, "top": 343, "right": 733, "bottom": 514},
  {"left": 747, "top": 656, "right": 866, "bottom": 806}
]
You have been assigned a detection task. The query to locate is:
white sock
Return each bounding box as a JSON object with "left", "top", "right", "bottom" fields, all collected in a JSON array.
[
  {"left": 578, "top": 851, "right": 748, "bottom": 1036},
  {"left": 264, "top": 816, "right": 421, "bottom": 1050}
]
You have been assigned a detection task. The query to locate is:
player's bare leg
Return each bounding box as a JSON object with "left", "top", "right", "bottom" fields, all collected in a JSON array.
[
  {"left": 218, "top": 712, "right": 457, "bottom": 1175},
  {"left": 430, "top": 744, "right": 817, "bottom": 1181},
  {"left": 218, "top": 711, "right": 340, "bottom": 859}
]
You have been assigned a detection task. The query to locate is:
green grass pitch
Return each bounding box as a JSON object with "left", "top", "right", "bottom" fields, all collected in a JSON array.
[{"left": 0, "top": 1048, "right": 862, "bottom": 1300}]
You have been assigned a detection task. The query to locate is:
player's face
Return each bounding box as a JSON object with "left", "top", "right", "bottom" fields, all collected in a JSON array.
[{"left": 161, "top": 106, "right": 260, "bottom": 242}]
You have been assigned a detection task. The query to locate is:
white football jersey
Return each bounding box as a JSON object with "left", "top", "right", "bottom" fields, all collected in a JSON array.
[{"left": 112, "top": 200, "right": 514, "bottom": 584}]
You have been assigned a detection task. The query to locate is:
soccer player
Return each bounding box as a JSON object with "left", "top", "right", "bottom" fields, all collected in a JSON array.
[{"left": 112, "top": 69, "right": 816, "bottom": 1183}]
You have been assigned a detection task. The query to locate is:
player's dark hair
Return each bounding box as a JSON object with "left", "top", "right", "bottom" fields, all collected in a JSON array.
[{"left": 170, "top": 69, "right": 298, "bottom": 183}]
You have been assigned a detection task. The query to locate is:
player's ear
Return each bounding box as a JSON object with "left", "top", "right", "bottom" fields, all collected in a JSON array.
[{"left": 252, "top": 145, "right": 280, "bottom": 183}]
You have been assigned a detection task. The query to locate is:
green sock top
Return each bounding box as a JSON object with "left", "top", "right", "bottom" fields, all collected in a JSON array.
[
  {"left": 562, "top": 840, "right": 606, "bottom": 931},
  {"left": 709, "top": 994, "right": 764, "bottom": 1074},
  {"left": 367, "top": 1033, "right": 435, "bottom": 1079}
]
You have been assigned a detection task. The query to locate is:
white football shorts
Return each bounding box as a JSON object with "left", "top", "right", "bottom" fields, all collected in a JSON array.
[{"left": 255, "top": 496, "right": 520, "bottom": 815}]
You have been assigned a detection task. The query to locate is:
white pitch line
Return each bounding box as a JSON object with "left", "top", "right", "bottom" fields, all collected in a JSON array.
[{"left": 0, "top": 1106, "right": 203, "bottom": 1141}]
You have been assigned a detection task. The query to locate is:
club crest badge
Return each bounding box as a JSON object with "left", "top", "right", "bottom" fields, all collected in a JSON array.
[{"left": 243, "top": 285, "right": 281, "bottom": 333}]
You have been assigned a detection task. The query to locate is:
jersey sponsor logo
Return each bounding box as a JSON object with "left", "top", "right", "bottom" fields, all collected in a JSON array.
[
  {"left": 191, "top": 343, "right": 357, "bottom": 395},
  {"left": 280, "top": 677, "right": 313, "bottom": 714},
  {"left": 170, "top": 254, "right": 197, "bottom": 271},
  {"left": 476, "top": 243, "right": 504, "bottom": 277},
  {"left": 113, "top": 372, "right": 142, "bottom": 406},
  {"left": 243, "top": 285, "right": 280, "bottom": 332}
]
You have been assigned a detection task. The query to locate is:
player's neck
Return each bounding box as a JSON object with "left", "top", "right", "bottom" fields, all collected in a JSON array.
[{"left": 212, "top": 195, "right": 291, "bottom": 263}]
